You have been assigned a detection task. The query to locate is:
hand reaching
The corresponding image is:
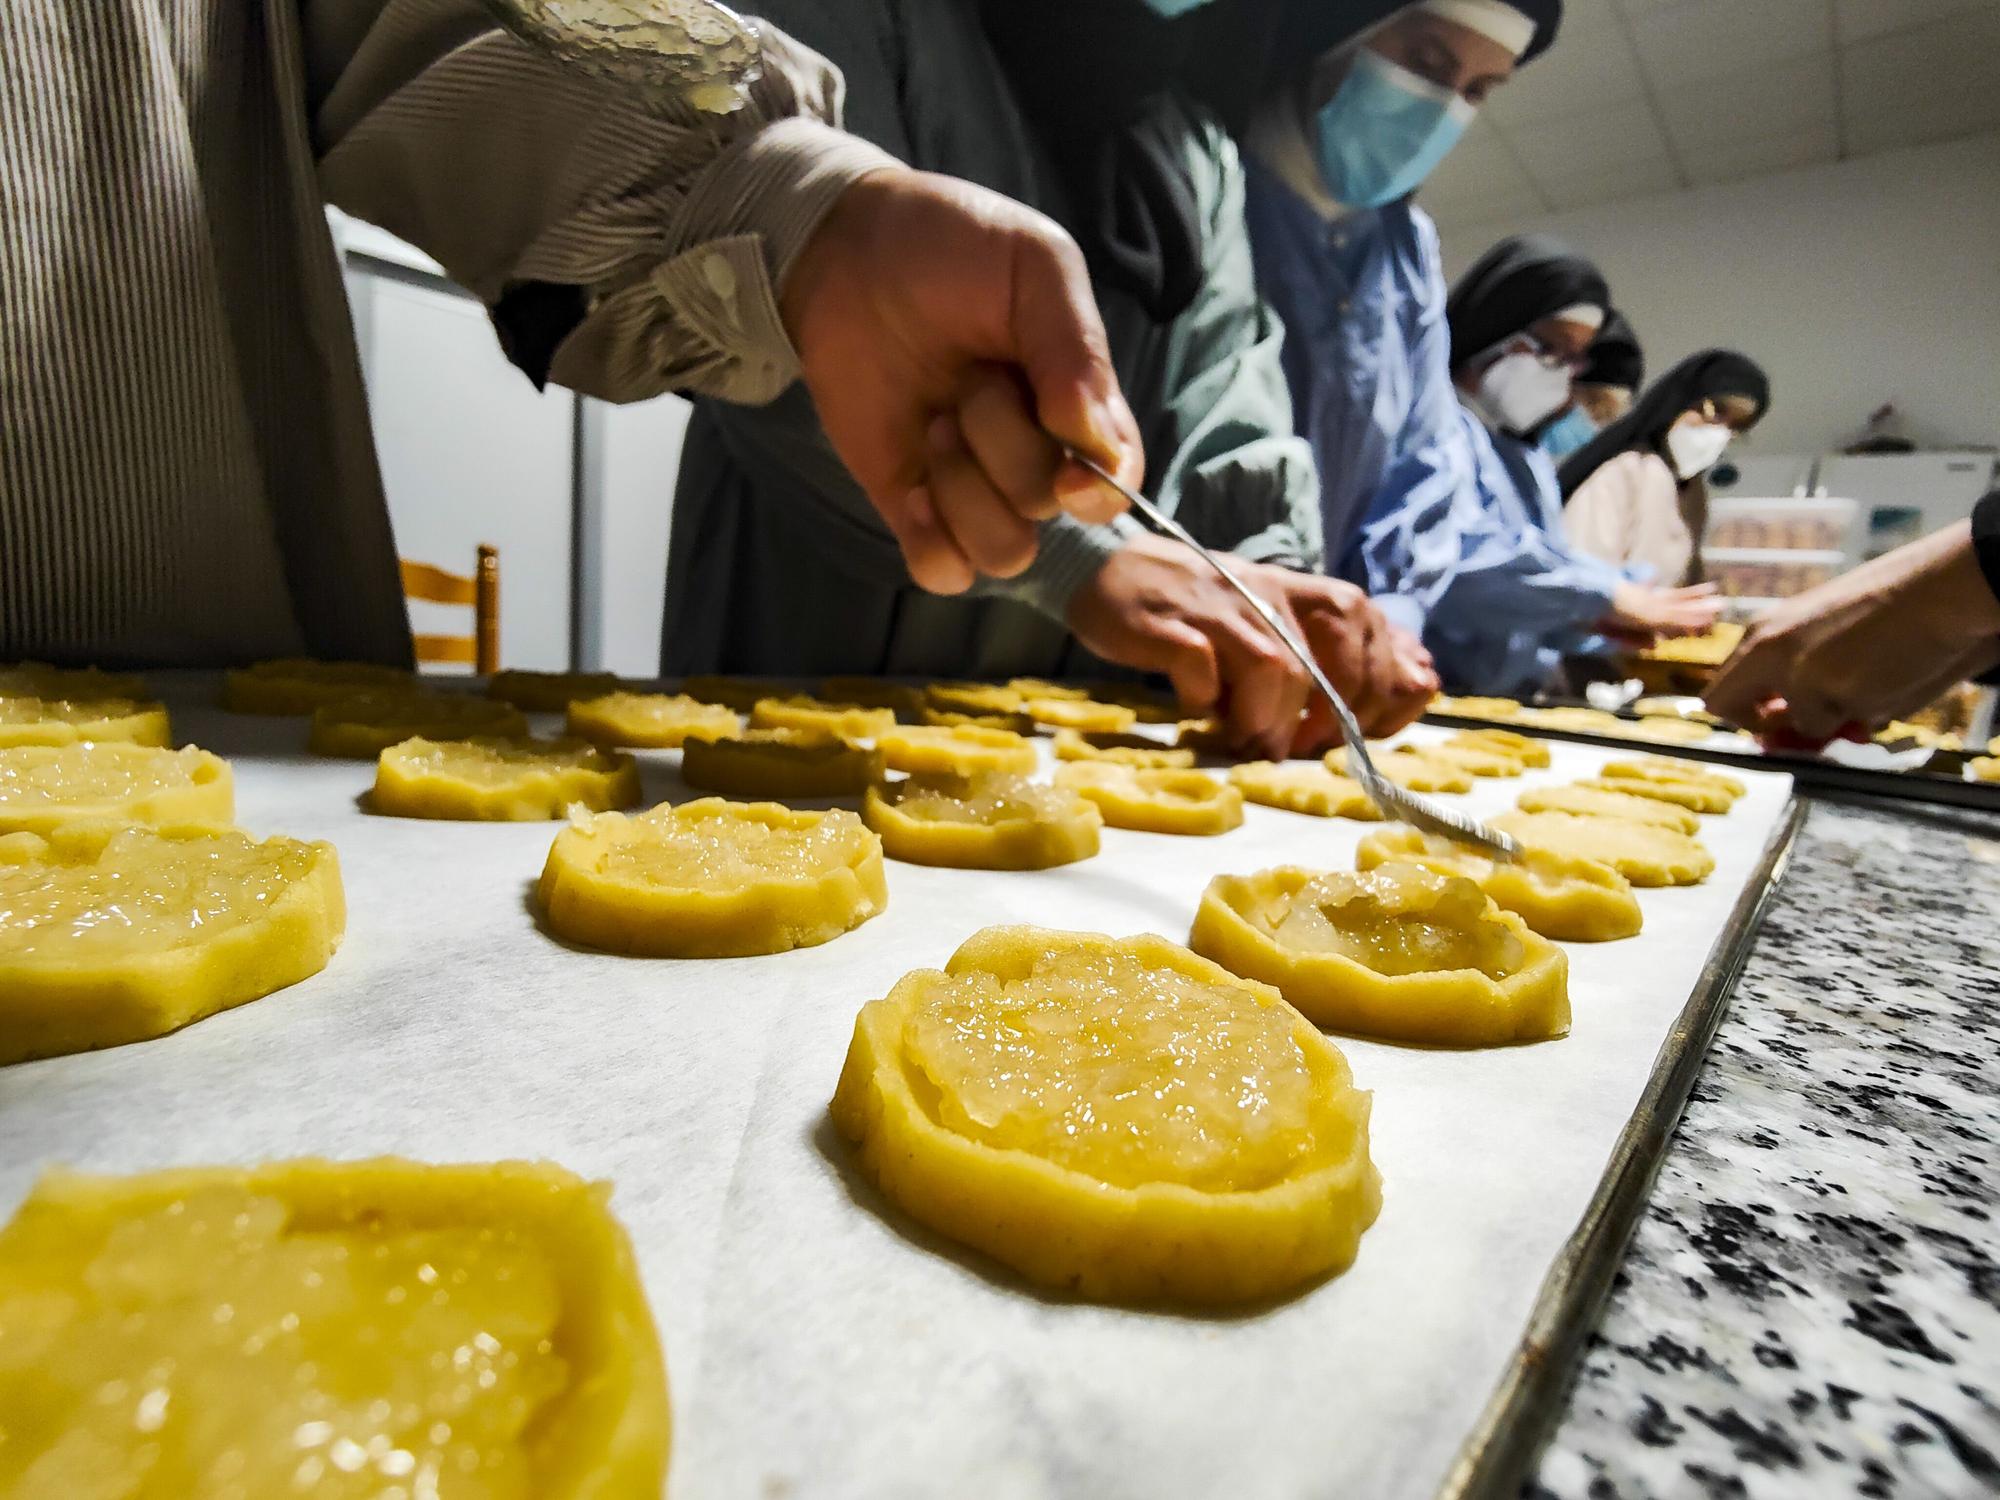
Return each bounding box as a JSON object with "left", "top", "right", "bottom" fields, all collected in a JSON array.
[{"left": 1604, "top": 581, "right": 1723, "bottom": 640}]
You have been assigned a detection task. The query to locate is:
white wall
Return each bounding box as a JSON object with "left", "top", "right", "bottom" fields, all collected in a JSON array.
[
  {"left": 1434, "top": 131, "right": 2000, "bottom": 457},
  {"left": 577, "top": 395, "right": 690, "bottom": 678}
]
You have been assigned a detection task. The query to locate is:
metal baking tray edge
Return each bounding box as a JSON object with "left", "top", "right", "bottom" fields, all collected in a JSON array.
[
  {"left": 1436, "top": 794, "right": 1810, "bottom": 1500},
  {"left": 1425, "top": 712, "right": 2000, "bottom": 815}
]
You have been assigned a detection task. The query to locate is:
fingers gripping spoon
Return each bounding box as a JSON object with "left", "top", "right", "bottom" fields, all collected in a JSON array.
[{"left": 1070, "top": 454, "right": 1521, "bottom": 861}]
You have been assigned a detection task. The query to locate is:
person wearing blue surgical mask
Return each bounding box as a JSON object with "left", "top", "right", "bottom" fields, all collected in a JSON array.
[
  {"left": 1541, "top": 310, "right": 1643, "bottom": 462},
  {"left": 1240, "top": 0, "right": 1560, "bottom": 580}
]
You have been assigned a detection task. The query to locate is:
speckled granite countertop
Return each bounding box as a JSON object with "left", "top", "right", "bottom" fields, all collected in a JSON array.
[{"left": 1529, "top": 797, "right": 2000, "bottom": 1499}]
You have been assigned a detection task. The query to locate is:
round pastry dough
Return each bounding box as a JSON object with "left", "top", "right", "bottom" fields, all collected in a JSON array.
[
  {"left": 1055, "top": 763, "right": 1243, "bottom": 836},
  {"left": 679, "top": 675, "right": 770, "bottom": 713},
  {"left": 1083, "top": 682, "right": 1180, "bottom": 724},
  {"left": 1432, "top": 694, "right": 1521, "bottom": 720},
  {"left": 538, "top": 798, "right": 886, "bottom": 957},
  {"left": 680, "top": 729, "right": 882, "bottom": 799},
  {"left": 920, "top": 706, "right": 1039, "bottom": 735},
  {"left": 486, "top": 669, "right": 624, "bottom": 711},
  {"left": 1229, "top": 761, "right": 1383, "bottom": 819},
  {"left": 0, "top": 695, "right": 172, "bottom": 749},
  {"left": 863, "top": 773, "right": 1100, "bottom": 869},
  {"left": 1620, "top": 716, "right": 1718, "bottom": 745},
  {"left": 0, "top": 1157, "right": 668, "bottom": 1500},
  {"left": 1517, "top": 706, "right": 1627, "bottom": 735},
  {"left": 0, "top": 663, "right": 148, "bottom": 700},
  {"left": 1971, "top": 755, "right": 2000, "bottom": 784},
  {"left": 1633, "top": 697, "right": 1721, "bottom": 725},
  {"left": 371, "top": 735, "right": 641, "bottom": 820},
  {"left": 924, "top": 681, "right": 1024, "bottom": 717},
  {"left": 1052, "top": 727, "right": 1195, "bottom": 769},
  {"left": 1355, "top": 826, "right": 1641, "bottom": 943},
  {"left": 830, "top": 925, "right": 1380, "bottom": 1305},
  {"left": 0, "top": 743, "right": 233, "bottom": 836},
  {"left": 221, "top": 658, "right": 414, "bottom": 714},
  {"left": 1598, "top": 758, "right": 1744, "bottom": 812},
  {"left": 1325, "top": 744, "right": 1473, "bottom": 794},
  {"left": 1424, "top": 740, "right": 1525, "bottom": 777},
  {"left": 1490, "top": 810, "right": 1714, "bottom": 886},
  {"left": 750, "top": 696, "right": 896, "bottom": 742},
  {"left": 1516, "top": 782, "right": 1701, "bottom": 834},
  {"left": 1005, "top": 677, "right": 1089, "bottom": 703},
  {"left": 1025, "top": 697, "right": 1138, "bottom": 734},
  {"left": 568, "top": 691, "right": 742, "bottom": 749},
  {"left": 819, "top": 678, "right": 927, "bottom": 719},
  {"left": 877, "top": 723, "right": 1037, "bottom": 776},
  {"left": 309, "top": 692, "right": 527, "bottom": 758},
  {"left": 1189, "top": 864, "right": 1570, "bottom": 1046},
  {"left": 1448, "top": 727, "right": 1551, "bottom": 768},
  {"left": 0, "top": 822, "right": 344, "bottom": 1065}
]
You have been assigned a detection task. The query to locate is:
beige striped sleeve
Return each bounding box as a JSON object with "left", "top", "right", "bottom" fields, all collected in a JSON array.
[{"left": 309, "top": 3, "right": 900, "bottom": 405}]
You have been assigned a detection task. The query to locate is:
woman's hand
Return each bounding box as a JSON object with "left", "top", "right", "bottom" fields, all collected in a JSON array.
[{"left": 1603, "top": 581, "right": 1723, "bottom": 640}]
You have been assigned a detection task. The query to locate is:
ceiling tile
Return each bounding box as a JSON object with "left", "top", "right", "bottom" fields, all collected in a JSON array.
[
  {"left": 1627, "top": 0, "right": 1834, "bottom": 88},
  {"left": 1834, "top": 0, "right": 1992, "bottom": 46},
  {"left": 1504, "top": 101, "right": 1677, "bottom": 183},
  {"left": 1535, "top": 152, "right": 1681, "bottom": 211},
  {"left": 1416, "top": 118, "right": 1547, "bottom": 224},
  {"left": 1840, "top": 7, "right": 2000, "bottom": 154},
  {"left": 1484, "top": 17, "right": 1648, "bottom": 125},
  {"left": 1680, "top": 121, "right": 1841, "bottom": 186},
  {"left": 1654, "top": 49, "right": 1836, "bottom": 156}
]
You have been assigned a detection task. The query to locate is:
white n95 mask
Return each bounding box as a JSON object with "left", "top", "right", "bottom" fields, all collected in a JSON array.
[
  {"left": 1666, "top": 421, "right": 1732, "bottom": 479},
  {"left": 1476, "top": 351, "right": 1572, "bottom": 437}
]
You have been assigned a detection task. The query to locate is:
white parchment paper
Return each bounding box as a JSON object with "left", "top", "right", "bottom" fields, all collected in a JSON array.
[{"left": 0, "top": 680, "right": 1796, "bottom": 1500}]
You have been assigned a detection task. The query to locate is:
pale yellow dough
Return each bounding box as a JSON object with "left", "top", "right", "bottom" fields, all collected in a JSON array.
[
  {"left": 1448, "top": 727, "right": 1551, "bottom": 767},
  {"left": 1516, "top": 782, "right": 1701, "bottom": 835},
  {"left": 221, "top": 657, "right": 414, "bottom": 714},
  {"left": 925, "top": 681, "right": 1024, "bottom": 717},
  {"left": 1084, "top": 681, "right": 1180, "bottom": 723},
  {"left": 680, "top": 728, "right": 883, "bottom": 799},
  {"left": 1025, "top": 697, "right": 1138, "bottom": 734},
  {"left": 920, "top": 706, "right": 1039, "bottom": 734},
  {"left": 1355, "top": 826, "right": 1642, "bottom": 942},
  {"left": 1325, "top": 744, "right": 1473, "bottom": 793},
  {"left": 1230, "top": 761, "right": 1382, "bottom": 819},
  {"left": 1054, "top": 763, "right": 1244, "bottom": 836},
  {"left": 1425, "top": 739, "right": 1525, "bottom": 777},
  {"left": 1432, "top": 694, "right": 1522, "bottom": 720},
  {"left": 309, "top": 691, "right": 528, "bottom": 758},
  {"left": 1005, "top": 677, "right": 1089, "bottom": 702},
  {"left": 371, "top": 735, "right": 641, "bottom": 820},
  {"left": 878, "top": 723, "right": 1038, "bottom": 776},
  {"left": 0, "top": 1157, "right": 668, "bottom": 1499},
  {"left": 750, "top": 695, "right": 896, "bottom": 741},
  {"left": 0, "top": 822, "right": 344, "bottom": 1065},
  {"left": 1621, "top": 716, "right": 1719, "bottom": 745},
  {"left": 0, "top": 742, "right": 233, "bottom": 835},
  {"left": 486, "top": 668, "right": 625, "bottom": 711},
  {"left": 819, "top": 677, "right": 928, "bottom": 718},
  {"left": 538, "top": 798, "right": 886, "bottom": 957},
  {"left": 568, "top": 691, "right": 742, "bottom": 748},
  {"left": 1491, "top": 810, "right": 1714, "bottom": 886},
  {"left": 1517, "top": 706, "right": 1628, "bottom": 735},
  {"left": 1052, "top": 727, "right": 1195, "bottom": 769},
  {"left": 0, "top": 663, "right": 148, "bottom": 699},
  {"left": 1189, "top": 864, "right": 1570, "bottom": 1046},
  {"left": 679, "top": 675, "right": 770, "bottom": 713},
  {"left": 830, "top": 925, "right": 1380, "bottom": 1305},
  {"left": 1598, "top": 757, "right": 1745, "bottom": 812},
  {"left": 0, "top": 695, "right": 172, "bottom": 749},
  {"left": 863, "top": 772, "right": 1100, "bottom": 869},
  {"left": 1971, "top": 755, "right": 2000, "bottom": 784}
]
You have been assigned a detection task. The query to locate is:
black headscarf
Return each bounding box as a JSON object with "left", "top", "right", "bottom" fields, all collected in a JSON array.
[
  {"left": 1445, "top": 233, "right": 1609, "bottom": 371},
  {"left": 978, "top": 0, "right": 1562, "bottom": 322},
  {"left": 1558, "top": 349, "right": 1770, "bottom": 499},
  {"left": 1578, "top": 309, "right": 1643, "bottom": 390}
]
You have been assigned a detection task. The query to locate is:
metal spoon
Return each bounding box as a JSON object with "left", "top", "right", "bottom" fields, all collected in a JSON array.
[{"left": 1070, "top": 454, "right": 1520, "bottom": 861}]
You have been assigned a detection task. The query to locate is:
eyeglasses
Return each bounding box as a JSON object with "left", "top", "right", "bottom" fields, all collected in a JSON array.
[{"left": 1512, "top": 332, "right": 1591, "bottom": 374}]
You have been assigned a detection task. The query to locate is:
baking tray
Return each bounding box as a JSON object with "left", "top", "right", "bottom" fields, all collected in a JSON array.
[
  {"left": 0, "top": 681, "right": 1802, "bottom": 1499},
  {"left": 1425, "top": 709, "right": 2000, "bottom": 815}
]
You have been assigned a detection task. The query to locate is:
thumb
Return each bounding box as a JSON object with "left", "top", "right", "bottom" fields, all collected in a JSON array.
[{"left": 1008, "top": 221, "right": 1143, "bottom": 511}]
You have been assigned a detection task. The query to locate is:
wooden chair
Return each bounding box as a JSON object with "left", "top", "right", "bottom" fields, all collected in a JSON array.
[{"left": 401, "top": 544, "right": 499, "bottom": 674}]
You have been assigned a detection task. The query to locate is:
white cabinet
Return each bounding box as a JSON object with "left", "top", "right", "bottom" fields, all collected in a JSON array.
[{"left": 575, "top": 395, "right": 689, "bottom": 678}]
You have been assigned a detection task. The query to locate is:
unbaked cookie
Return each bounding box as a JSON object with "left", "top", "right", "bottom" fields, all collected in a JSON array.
[
  {"left": 1024, "top": 697, "right": 1138, "bottom": 734},
  {"left": 0, "top": 822, "right": 343, "bottom": 1065},
  {"left": 0, "top": 662, "right": 148, "bottom": 700},
  {"left": 830, "top": 925, "right": 1380, "bottom": 1305},
  {"left": 1431, "top": 695, "right": 1522, "bottom": 720},
  {"left": 1491, "top": 810, "right": 1714, "bottom": 886},
  {"left": 0, "top": 695, "right": 172, "bottom": 749},
  {"left": 486, "top": 669, "right": 624, "bottom": 711},
  {"left": 863, "top": 773, "right": 1100, "bottom": 869},
  {"left": 1355, "top": 826, "right": 1642, "bottom": 942},
  {"left": 1325, "top": 744, "right": 1473, "bottom": 794},
  {"left": 0, "top": 1157, "right": 668, "bottom": 1499},
  {"left": 1448, "top": 727, "right": 1551, "bottom": 768},
  {"left": 1054, "top": 763, "right": 1244, "bottom": 836},
  {"left": 1423, "top": 739, "right": 1525, "bottom": 777},
  {"left": 919, "top": 706, "right": 1039, "bottom": 735},
  {"left": 1230, "top": 761, "right": 1382, "bottom": 819},
  {"left": 877, "top": 723, "right": 1038, "bottom": 776},
  {"left": 568, "top": 691, "right": 741, "bottom": 749},
  {"left": 221, "top": 658, "right": 414, "bottom": 714},
  {"left": 1052, "top": 727, "right": 1195, "bottom": 769},
  {"left": 925, "top": 681, "right": 1024, "bottom": 717},
  {"left": 538, "top": 798, "right": 886, "bottom": 957},
  {"left": 1598, "top": 757, "right": 1745, "bottom": 812},
  {"left": 0, "top": 742, "right": 232, "bottom": 836},
  {"left": 1189, "top": 863, "right": 1569, "bottom": 1045},
  {"left": 749, "top": 695, "right": 896, "bottom": 742},
  {"left": 309, "top": 692, "right": 527, "bottom": 758},
  {"left": 1516, "top": 782, "right": 1701, "bottom": 835},
  {"left": 371, "top": 736, "right": 641, "bottom": 820},
  {"left": 819, "top": 677, "right": 927, "bottom": 719},
  {"left": 679, "top": 675, "right": 770, "bottom": 713},
  {"left": 680, "top": 729, "right": 882, "bottom": 799}
]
